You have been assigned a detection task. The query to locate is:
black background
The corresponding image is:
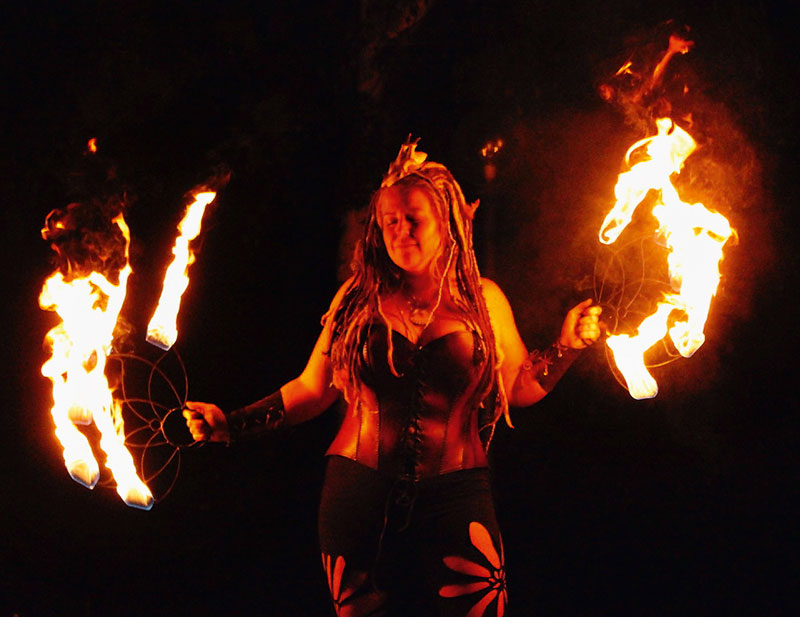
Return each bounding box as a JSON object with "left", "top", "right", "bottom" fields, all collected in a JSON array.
[{"left": 2, "top": 1, "right": 798, "bottom": 616}]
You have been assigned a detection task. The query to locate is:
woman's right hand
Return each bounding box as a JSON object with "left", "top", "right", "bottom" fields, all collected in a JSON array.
[{"left": 183, "top": 401, "right": 230, "bottom": 443}]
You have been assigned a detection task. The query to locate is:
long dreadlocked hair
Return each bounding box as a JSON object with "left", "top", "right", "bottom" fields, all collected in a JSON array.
[{"left": 327, "top": 140, "right": 509, "bottom": 450}]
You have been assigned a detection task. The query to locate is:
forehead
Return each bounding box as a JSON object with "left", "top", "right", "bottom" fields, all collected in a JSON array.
[{"left": 377, "top": 185, "right": 437, "bottom": 218}]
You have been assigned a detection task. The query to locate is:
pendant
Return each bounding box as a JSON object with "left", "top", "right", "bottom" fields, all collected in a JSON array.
[{"left": 408, "top": 307, "right": 430, "bottom": 327}]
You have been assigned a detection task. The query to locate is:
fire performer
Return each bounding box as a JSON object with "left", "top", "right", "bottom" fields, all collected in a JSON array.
[{"left": 184, "top": 139, "right": 601, "bottom": 616}]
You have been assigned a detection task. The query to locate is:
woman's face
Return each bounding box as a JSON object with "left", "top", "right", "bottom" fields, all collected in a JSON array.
[{"left": 377, "top": 185, "right": 444, "bottom": 275}]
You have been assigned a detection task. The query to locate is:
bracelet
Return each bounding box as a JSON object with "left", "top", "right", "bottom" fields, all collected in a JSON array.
[
  {"left": 225, "top": 390, "right": 286, "bottom": 442},
  {"left": 523, "top": 341, "right": 582, "bottom": 393}
]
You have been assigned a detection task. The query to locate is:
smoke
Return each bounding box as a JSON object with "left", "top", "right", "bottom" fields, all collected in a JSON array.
[
  {"left": 595, "top": 22, "right": 773, "bottom": 326},
  {"left": 41, "top": 197, "right": 129, "bottom": 284},
  {"left": 484, "top": 22, "right": 773, "bottom": 401},
  {"left": 487, "top": 109, "right": 632, "bottom": 345}
]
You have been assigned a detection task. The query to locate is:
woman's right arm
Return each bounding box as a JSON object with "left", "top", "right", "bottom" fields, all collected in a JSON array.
[{"left": 184, "top": 278, "right": 353, "bottom": 442}]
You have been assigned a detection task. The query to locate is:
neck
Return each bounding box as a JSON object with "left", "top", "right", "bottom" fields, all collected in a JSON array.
[{"left": 401, "top": 271, "right": 439, "bottom": 304}]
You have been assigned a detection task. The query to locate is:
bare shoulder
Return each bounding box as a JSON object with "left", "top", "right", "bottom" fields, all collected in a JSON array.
[
  {"left": 479, "top": 277, "right": 526, "bottom": 360},
  {"left": 321, "top": 276, "right": 356, "bottom": 326},
  {"left": 333, "top": 276, "right": 356, "bottom": 304},
  {"left": 480, "top": 277, "right": 512, "bottom": 313}
]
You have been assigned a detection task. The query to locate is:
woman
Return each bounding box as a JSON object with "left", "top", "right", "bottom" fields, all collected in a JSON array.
[{"left": 184, "top": 139, "right": 601, "bottom": 616}]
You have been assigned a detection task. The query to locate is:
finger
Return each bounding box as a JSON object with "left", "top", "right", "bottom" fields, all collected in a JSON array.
[
  {"left": 577, "top": 322, "right": 600, "bottom": 337},
  {"left": 579, "top": 317, "right": 600, "bottom": 330},
  {"left": 187, "top": 418, "right": 208, "bottom": 434},
  {"left": 579, "top": 325, "right": 600, "bottom": 341},
  {"left": 183, "top": 408, "right": 202, "bottom": 421},
  {"left": 578, "top": 306, "right": 602, "bottom": 321},
  {"left": 186, "top": 401, "right": 210, "bottom": 414},
  {"left": 190, "top": 427, "right": 210, "bottom": 442}
]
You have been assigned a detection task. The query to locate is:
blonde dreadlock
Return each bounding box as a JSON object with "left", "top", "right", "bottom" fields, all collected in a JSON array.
[{"left": 328, "top": 139, "right": 509, "bottom": 450}]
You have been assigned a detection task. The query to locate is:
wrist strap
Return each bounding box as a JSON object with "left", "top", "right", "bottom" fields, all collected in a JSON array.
[
  {"left": 225, "top": 390, "right": 286, "bottom": 442},
  {"left": 524, "top": 341, "right": 582, "bottom": 393}
]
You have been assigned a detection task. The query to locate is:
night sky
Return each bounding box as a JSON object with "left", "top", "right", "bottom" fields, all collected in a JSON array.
[{"left": 3, "top": 2, "right": 798, "bottom": 616}]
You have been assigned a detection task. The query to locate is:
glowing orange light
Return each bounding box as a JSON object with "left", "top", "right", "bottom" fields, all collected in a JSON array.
[
  {"left": 616, "top": 60, "right": 634, "bottom": 76},
  {"left": 651, "top": 35, "right": 693, "bottom": 88},
  {"left": 599, "top": 118, "right": 734, "bottom": 399},
  {"left": 146, "top": 191, "right": 217, "bottom": 350},
  {"left": 87, "top": 138, "right": 98, "bottom": 153},
  {"left": 39, "top": 214, "right": 154, "bottom": 509},
  {"left": 480, "top": 139, "right": 504, "bottom": 159}
]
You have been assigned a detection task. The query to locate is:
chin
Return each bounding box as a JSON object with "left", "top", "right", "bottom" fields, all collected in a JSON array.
[
  {"left": 400, "top": 263, "right": 432, "bottom": 276},
  {"left": 391, "top": 253, "right": 417, "bottom": 270}
]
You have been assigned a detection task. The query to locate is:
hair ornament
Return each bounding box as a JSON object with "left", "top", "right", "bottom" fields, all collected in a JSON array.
[{"left": 381, "top": 136, "right": 428, "bottom": 188}]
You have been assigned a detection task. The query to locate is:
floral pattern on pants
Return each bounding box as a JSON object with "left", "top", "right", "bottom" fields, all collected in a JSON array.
[{"left": 439, "top": 522, "right": 507, "bottom": 616}]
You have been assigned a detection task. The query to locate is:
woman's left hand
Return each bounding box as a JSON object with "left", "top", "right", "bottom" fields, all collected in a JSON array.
[{"left": 559, "top": 298, "right": 603, "bottom": 349}]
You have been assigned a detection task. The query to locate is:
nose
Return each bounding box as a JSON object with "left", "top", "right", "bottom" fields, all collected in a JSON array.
[{"left": 397, "top": 217, "right": 412, "bottom": 238}]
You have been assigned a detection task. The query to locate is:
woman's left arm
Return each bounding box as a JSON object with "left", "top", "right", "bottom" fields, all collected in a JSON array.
[{"left": 481, "top": 279, "right": 602, "bottom": 407}]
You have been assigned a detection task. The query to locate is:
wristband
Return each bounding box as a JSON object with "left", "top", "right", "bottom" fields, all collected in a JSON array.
[
  {"left": 524, "top": 341, "right": 582, "bottom": 393},
  {"left": 225, "top": 390, "right": 286, "bottom": 442}
]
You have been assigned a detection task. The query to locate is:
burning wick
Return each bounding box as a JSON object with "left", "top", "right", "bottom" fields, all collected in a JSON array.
[
  {"left": 599, "top": 118, "right": 734, "bottom": 399},
  {"left": 40, "top": 214, "right": 154, "bottom": 509},
  {"left": 146, "top": 191, "right": 217, "bottom": 350}
]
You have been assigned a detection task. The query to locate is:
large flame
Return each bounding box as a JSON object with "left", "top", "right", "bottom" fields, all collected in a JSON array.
[
  {"left": 599, "top": 118, "right": 734, "bottom": 399},
  {"left": 146, "top": 191, "right": 216, "bottom": 350},
  {"left": 40, "top": 214, "right": 154, "bottom": 509}
]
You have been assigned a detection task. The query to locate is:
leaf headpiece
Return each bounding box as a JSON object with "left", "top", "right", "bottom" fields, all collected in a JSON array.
[
  {"left": 380, "top": 136, "right": 479, "bottom": 221},
  {"left": 380, "top": 136, "right": 429, "bottom": 188}
]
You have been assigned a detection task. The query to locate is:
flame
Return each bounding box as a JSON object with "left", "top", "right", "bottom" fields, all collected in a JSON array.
[
  {"left": 480, "top": 139, "right": 504, "bottom": 159},
  {"left": 146, "top": 191, "right": 216, "bottom": 350},
  {"left": 615, "top": 60, "right": 634, "bottom": 76},
  {"left": 599, "top": 118, "right": 734, "bottom": 399},
  {"left": 651, "top": 34, "right": 693, "bottom": 90},
  {"left": 39, "top": 214, "right": 154, "bottom": 509},
  {"left": 87, "top": 138, "right": 98, "bottom": 153}
]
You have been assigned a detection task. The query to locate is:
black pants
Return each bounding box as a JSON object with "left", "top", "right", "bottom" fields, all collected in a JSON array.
[{"left": 318, "top": 456, "right": 507, "bottom": 617}]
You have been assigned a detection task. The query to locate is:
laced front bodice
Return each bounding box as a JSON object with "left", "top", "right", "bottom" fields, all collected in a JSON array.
[{"left": 326, "top": 324, "right": 488, "bottom": 478}]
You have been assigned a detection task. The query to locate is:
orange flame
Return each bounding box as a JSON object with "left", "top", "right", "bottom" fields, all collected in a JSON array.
[
  {"left": 651, "top": 35, "right": 693, "bottom": 91},
  {"left": 87, "top": 138, "right": 98, "bottom": 153},
  {"left": 615, "top": 60, "right": 634, "bottom": 76},
  {"left": 39, "top": 214, "right": 154, "bottom": 509},
  {"left": 146, "top": 191, "right": 216, "bottom": 350},
  {"left": 599, "top": 118, "right": 734, "bottom": 399},
  {"left": 480, "top": 139, "right": 504, "bottom": 159}
]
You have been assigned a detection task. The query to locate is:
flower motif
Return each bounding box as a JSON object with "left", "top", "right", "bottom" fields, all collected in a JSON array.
[
  {"left": 439, "top": 521, "right": 507, "bottom": 617},
  {"left": 321, "top": 553, "right": 367, "bottom": 615}
]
